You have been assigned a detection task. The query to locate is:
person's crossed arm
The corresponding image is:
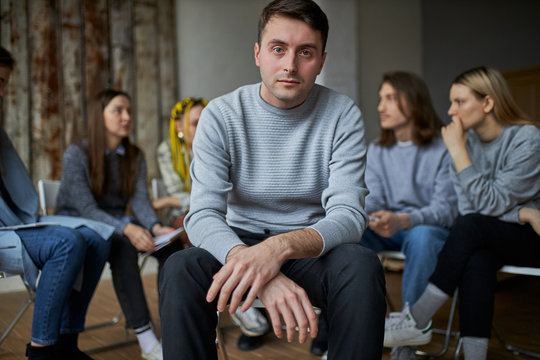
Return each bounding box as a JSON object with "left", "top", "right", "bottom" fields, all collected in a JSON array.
[{"left": 206, "top": 228, "right": 321, "bottom": 344}]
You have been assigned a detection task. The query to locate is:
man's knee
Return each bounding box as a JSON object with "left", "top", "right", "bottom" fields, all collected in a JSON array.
[
  {"left": 160, "top": 247, "right": 220, "bottom": 296},
  {"left": 326, "top": 244, "right": 385, "bottom": 285}
]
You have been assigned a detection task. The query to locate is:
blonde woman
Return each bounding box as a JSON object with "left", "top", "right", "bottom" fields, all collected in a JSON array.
[{"left": 384, "top": 66, "right": 540, "bottom": 360}]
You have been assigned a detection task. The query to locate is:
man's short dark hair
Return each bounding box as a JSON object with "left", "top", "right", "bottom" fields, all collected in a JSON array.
[
  {"left": 378, "top": 71, "right": 443, "bottom": 147},
  {"left": 258, "top": 0, "right": 329, "bottom": 53},
  {"left": 0, "top": 46, "right": 15, "bottom": 70}
]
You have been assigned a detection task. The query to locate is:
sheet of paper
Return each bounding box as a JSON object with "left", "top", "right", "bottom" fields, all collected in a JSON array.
[
  {"left": 141, "top": 227, "right": 184, "bottom": 257},
  {"left": 0, "top": 222, "right": 60, "bottom": 231}
]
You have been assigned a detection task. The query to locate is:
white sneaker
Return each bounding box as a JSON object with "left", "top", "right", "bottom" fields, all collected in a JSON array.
[
  {"left": 384, "top": 304, "right": 432, "bottom": 347},
  {"left": 142, "top": 342, "right": 163, "bottom": 360},
  {"left": 230, "top": 307, "right": 270, "bottom": 336},
  {"left": 321, "top": 350, "right": 328, "bottom": 359}
]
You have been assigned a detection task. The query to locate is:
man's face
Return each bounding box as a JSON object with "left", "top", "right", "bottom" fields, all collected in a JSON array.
[
  {"left": 377, "top": 82, "right": 410, "bottom": 131},
  {"left": 254, "top": 15, "right": 326, "bottom": 109},
  {"left": 0, "top": 66, "right": 11, "bottom": 98}
]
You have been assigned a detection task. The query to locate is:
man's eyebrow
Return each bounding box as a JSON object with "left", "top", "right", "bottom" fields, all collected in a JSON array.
[{"left": 266, "top": 39, "right": 319, "bottom": 49}]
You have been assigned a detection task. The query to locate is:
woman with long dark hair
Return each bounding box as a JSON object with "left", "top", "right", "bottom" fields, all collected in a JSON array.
[{"left": 56, "top": 89, "right": 182, "bottom": 360}]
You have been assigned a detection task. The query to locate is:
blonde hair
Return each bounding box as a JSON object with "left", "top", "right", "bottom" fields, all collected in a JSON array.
[{"left": 453, "top": 66, "right": 537, "bottom": 128}]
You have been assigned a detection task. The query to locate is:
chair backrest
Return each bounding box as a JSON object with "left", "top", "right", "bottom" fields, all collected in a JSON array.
[
  {"left": 500, "top": 265, "right": 540, "bottom": 277},
  {"left": 37, "top": 179, "right": 61, "bottom": 215},
  {"left": 151, "top": 178, "right": 167, "bottom": 199}
]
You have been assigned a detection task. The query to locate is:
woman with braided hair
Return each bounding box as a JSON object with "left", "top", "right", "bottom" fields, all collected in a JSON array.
[
  {"left": 155, "top": 97, "right": 271, "bottom": 351},
  {"left": 154, "top": 97, "right": 207, "bottom": 235}
]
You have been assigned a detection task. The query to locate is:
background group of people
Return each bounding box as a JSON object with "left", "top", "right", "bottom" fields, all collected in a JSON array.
[{"left": 1, "top": 1, "right": 539, "bottom": 360}]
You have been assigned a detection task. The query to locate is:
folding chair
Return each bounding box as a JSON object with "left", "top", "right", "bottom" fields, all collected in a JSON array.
[
  {"left": 378, "top": 250, "right": 459, "bottom": 359},
  {"left": 0, "top": 258, "right": 35, "bottom": 346},
  {"left": 37, "top": 179, "right": 144, "bottom": 353},
  {"left": 491, "top": 265, "right": 540, "bottom": 359},
  {"left": 151, "top": 178, "right": 167, "bottom": 200}
]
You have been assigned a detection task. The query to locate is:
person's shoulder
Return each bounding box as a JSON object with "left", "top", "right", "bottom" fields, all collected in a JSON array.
[
  {"left": 313, "top": 84, "right": 355, "bottom": 106},
  {"left": 512, "top": 124, "right": 540, "bottom": 138},
  {"left": 210, "top": 84, "right": 259, "bottom": 108},
  {"left": 65, "top": 142, "right": 87, "bottom": 157}
]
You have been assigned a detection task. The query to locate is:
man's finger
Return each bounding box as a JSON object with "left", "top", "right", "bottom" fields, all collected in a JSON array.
[
  {"left": 206, "top": 265, "right": 233, "bottom": 303},
  {"left": 278, "top": 301, "right": 297, "bottom": 342},
  {"left": 265, "top": 305, "right": 283, "bottom": 339}
]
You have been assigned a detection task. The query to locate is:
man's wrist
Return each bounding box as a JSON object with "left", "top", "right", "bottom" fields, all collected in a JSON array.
[{"left": 225, "top": 244, "right": 247, "bottom": 262}]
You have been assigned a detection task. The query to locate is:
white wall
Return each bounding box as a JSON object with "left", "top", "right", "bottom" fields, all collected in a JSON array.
[
  {"left": 176, "top": 0, "right": 268, "bottom": 101},
  {"left": 357, "top": 0, "right": 422, "bottom": 142},
  {"left": 175, "top": 0, "right": 421, "bottom": 143}
]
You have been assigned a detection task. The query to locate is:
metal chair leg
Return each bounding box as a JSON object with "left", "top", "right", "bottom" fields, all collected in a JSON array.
[
  {"left": 416, "top": 288, "right": 460, "bottom": 359},
  {"left": 82, "top": 256, "right": 150, "bottom": 353},
  {"left": 0, "top": 279, "right": 34, "bottom": 345},
  {"left": 216, "top": 312, "right": 229, "bottom": 360},
  {"left": 493, "top": 326, "right": 540, "bottom": 359}
]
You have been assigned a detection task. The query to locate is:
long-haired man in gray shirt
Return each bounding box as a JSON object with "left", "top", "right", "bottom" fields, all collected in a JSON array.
[{"left": 159, "top": 1, "right": 386, "bottom": 359}]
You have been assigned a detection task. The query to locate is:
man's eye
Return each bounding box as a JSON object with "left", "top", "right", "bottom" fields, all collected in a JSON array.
[
  {"left": 272, "top": 47, "right": 283, "bottom": 54},
  {"left": 300, "top": 50, "right": 311, "bottom": 56}
]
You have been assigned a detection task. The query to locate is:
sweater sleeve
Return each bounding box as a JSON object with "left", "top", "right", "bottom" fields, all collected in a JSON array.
[
  {"left": 57, "top": 145, "right": 127, "bottom": 234},
  {"left": 184, "top": 105, "right": 245, "bottom": 264},
  {"left": 308, "top": 102, "right": 369, "bottom": 255},
  {"left": 455, "top": 128, "right": 540, "bottom": 223},
  {"left": 130, "top": 152, "right": 160, "bottom": 230},
  {"left": 364, "top": 143, "right": 387, "bottom": 215},
  {"left": 407, "top": 152, "right": 458, "bottom": 228}
]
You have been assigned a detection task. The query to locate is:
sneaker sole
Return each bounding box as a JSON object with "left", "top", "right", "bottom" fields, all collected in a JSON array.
[{"left": 384, "top": 334, "right": 431, "bottom": 348}]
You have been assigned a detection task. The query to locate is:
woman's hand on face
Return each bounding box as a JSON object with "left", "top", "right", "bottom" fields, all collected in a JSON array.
[
  {"left": 123, "top": 223, "right": 155, "bottom": 252},
  {"left": 442, "top": 117, "right": 468, "bottom": 155},
  {"left": 442, "top": 117, "right": 472, "bottom": 172},
  {"left": 152, "top": 224, "right": 174, "bottom": 236}
]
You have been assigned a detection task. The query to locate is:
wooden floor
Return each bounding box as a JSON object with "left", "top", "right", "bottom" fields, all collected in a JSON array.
[{"left": 1, "top": 269, "right": 539, "bottom": 359}]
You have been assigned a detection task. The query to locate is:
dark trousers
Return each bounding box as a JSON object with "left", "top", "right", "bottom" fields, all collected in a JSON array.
[
  {"left": 159, "top": 232, "right": 386, "bottom": 360},
  {"left": 430, "top": 214, "right": 540, "bottom": 338},
  {"left": 108, "top": 233, "right": 183, "bottom": 329}
]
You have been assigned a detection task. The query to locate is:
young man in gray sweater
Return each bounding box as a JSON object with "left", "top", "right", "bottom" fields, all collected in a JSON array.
[{"left": 159, "top": 1, "right": 386, "bottom": 359}]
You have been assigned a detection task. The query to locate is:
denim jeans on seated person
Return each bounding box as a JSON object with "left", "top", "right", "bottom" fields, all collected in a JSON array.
[
  {"left": 361, "top": 225, "right": 449, "bottom": 306},
  {"left": 16, "top": 225, "right": 109, "bottom": 345}
]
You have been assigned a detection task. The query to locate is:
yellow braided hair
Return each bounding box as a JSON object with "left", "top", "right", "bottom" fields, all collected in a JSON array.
[{"left": 169, "top": 97, "right": 208, "bottom": 192}]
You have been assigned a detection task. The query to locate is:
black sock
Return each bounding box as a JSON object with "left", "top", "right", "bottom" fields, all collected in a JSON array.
[
  {"left": 25, "top": 343, "right": 55, "bottom": 360},
  {"left": 55, "top": 333, "right": 93, "bottom": 360}
]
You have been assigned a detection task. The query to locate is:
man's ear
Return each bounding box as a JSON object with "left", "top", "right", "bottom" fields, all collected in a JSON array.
[
  {"left": 483, "top": 95, "right": 494, "bottom": 114},
  {"left": 254, "top": 42, "right": 261, "bottom": 67}
]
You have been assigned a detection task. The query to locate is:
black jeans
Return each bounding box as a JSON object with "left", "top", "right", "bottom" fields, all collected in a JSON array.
[
  {"left": 430, "top": 214, "right": 540, "bottom": 338},
  {"left": 108, "top": 233, "right": 183, "bottom": 329},
  {"left": 159, "top": 232, "right": 386, "bottom": 360}
]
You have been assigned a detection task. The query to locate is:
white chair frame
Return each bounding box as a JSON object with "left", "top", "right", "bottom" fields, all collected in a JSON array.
[{"left": 0, "top": 268, "right": 35, "bottom": 346}]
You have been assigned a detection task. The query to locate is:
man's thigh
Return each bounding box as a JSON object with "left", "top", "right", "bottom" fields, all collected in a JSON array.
[{"left": 280, "top": 243, "right": 383, "bottom": 309}]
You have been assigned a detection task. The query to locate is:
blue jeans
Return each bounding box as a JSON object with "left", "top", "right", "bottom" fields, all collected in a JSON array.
[
  {"left": 361, "top": 225, "right": 448, "bottom": 305},
  {"left": 17, "top": 225, "right": 110, "bottom": 345}
]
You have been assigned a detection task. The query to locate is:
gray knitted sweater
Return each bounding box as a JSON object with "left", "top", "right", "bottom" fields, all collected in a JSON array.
[
  {"left": 451, "top": 124, "right": 540, "bottom": 223},
  {"left": 184, "top": 83, "right": 369, "bottom": 264},
  {"left": 56, "top": 142, "right": 158, "bottom": 235}
]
